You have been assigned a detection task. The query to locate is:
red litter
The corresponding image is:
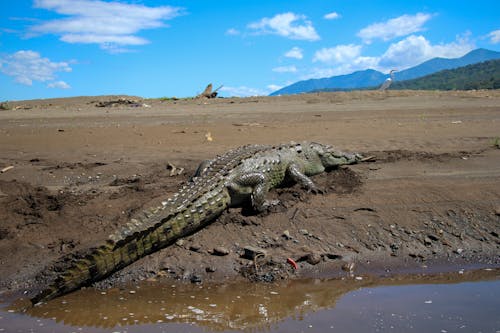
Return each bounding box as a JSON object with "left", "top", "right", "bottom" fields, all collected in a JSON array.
[{"left": 287, "top": 258, "right": 298, "bottom": 270}]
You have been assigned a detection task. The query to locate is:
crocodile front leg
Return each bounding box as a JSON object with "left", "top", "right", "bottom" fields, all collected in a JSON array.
[
  {"left": 227, "top": 172, "right": 274, "bottom": 212},
  {"left": 287, "top": 163, "right": 322, "bottom": 193}
]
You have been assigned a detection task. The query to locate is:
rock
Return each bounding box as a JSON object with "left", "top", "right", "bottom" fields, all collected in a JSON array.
[
  {"left": 189, "top": 244, "right": 201, "bottom": 252},
  {"left": 190, "top": 274, "right": 202, "bottom": 283},
  {"left": 494, "top": 208, "right": 500, "bottom": 216},
  {"left": 212, "top": 246, "right": 230, "bottom": 256},
  {"left": 205, "top": 266, "right": 216, "bottom": 273},
  {"left": 424, "top": 237, "right": 433, "bottom": 246},
  {"left": 454, "top": 248, "right": 464, "bottom": 254},
  {"left": 306, "top": 252, "right": 322, "bottom": 265},
  {"left": 282, "top": 230, "right": 292, "bottom": 240},
  {"left": 242, "top": 246, "right": 267, "bottom": 260},
  {"left": 299, "top": 229, "right": 309, "bottom": 236},
  {"left": 175, "top": 239, "right": 185, "bottom": 247},
  {"left": 342, "top": 262, "right": 355, "bottom": 273}
]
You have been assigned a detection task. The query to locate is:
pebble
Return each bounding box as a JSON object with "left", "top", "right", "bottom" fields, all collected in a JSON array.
[
  {"left": 212, "top": 246, "right": 229, "bottom": 256},
  {"left": 205, "top": 266, "right": 216, "bottom": 273},
  {"left": 189, "top": 244, "right": 201, "bottom": 252},
  {"left": 282, "top": 230, "right": 292, "bottom": 240},
  {"left": 175, "top": 239, "right": 185, "bottom": 247},
  {"left": 190, "top": 274, "right": 202, "bottom": 283},
  {"left": 342, "top": 262, "right": 355, "bottom": 272},
  {"left": 306, "top": 252, "right": 322, "bottom": 265},
  {"left": 494, "top": 208, "right": 500, "bottom": 216}
]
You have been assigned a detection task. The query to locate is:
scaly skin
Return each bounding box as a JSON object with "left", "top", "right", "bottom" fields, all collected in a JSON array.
[{"left": 31, "top": 142, "right": 362, "bottom": 304}]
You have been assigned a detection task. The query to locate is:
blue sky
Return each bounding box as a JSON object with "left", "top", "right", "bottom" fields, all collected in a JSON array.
[{"left": 1, "top": 0, "right": 499, "bottom": 101}]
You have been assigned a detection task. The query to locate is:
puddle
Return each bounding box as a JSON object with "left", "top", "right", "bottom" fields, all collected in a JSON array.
[{"left": 1, "top": 269, "right": 499, "bottom": 332}]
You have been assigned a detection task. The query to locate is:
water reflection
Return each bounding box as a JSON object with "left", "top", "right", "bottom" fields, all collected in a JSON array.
[{"left": 6, "top": 269, "right": 500, "bottom": 332}]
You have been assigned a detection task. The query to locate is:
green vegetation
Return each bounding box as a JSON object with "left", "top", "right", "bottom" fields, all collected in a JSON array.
[
  {"left": 493, "top": 137, "right": 500, "bottom": 149},
  {"left": 391, "top": 59, "right": 500, "bottom": 90},
  {"left": 0, "top": 102, "right": 11, "bottom": 110}
]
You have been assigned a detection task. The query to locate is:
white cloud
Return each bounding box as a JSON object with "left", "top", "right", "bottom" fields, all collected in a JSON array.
[
  {"left": 313, "top": 44, "right": 362, "bottom": 64},
  {"left": 378, "top": 34, "right": 474, "bottom": 70},
  {"left": 225, "top": 28, "right": 240, "bottom": 36},
  {"left": 272, "top": 65, "right": 297, "bottom": 73},
  {"left": 220, "top": 86, "right": 268, "bottom": 97},
  {"left": 31, "top": 0, "right": 182, "bottom": 51},
  {"left": 306, "top": 34, "right": 474, "bottom": 79},
  {"left": 324, "top": 12, "right": 340, "bottom": 20},
  {"left": 357, "top": 13, "right": 432, "bottom": 42},
  {"left": 488, "top": 29, "right": 500, "bottom": 44},
  {"left": 248, "top": 12, "right": 320, "bottom": 41},
  {"left": 267, "top": 84, "right": 283, "bottom": 92},
  {"left": 0, "top": 50, "right": 72, "bottom": 86},
  {"left": 284, "top": 46, "right": 303, "bottom": 59},
  {"left": 47, "top": 80, "right": 70, "bottom": 89}
]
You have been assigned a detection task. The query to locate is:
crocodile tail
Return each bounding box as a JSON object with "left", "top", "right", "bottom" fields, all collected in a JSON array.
[{"left": 31, "top": 239, "right": 130, "bottom": 305}]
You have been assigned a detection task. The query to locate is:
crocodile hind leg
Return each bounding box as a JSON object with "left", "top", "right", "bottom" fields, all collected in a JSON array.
[{"left": 227, "top": 172, "right": 276, "bottom": 212}]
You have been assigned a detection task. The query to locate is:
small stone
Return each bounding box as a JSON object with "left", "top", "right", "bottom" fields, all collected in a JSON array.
[
  {"left": 242, "top": 246, "right": 267, "bottom": 260},
  {"left": 299, "top": 229, "right": 309, "bottom": 236},
  {"left": 189, "top": 244, "right": 201, "bottom": 252},
  {"left": 282, "top": 230, "right": 292, "bottom": 240},
  {"left": 190, "top": 274, "right": 202, "bottom": 283},
  {"left": 175, "top": 239, "right": 185, "bottom": 247},
  {"left": 306, "top": 252, "right": 322, "bottom": 265},
  {"left": 494, "top": 208, "right": 500, "bottom": 216},
  {"left": 212, "top": 246, "right": 229, "bottom": 256},
  {"left": 342, "top": 262, "right": 355, "bottom": 272},
  {"left": 455, "top": 248, "right": 463, "bottom": 254},
  {"left": 205, "top": 266, "right": 216, "bottom": 273},
  {"left": 424, "top": 237, "right": 432, "bottom": 246}
]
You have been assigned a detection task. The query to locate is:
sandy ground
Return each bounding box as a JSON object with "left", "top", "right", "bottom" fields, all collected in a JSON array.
[{"left": 0, "top": 90, "right": 499, "bottom": 296}]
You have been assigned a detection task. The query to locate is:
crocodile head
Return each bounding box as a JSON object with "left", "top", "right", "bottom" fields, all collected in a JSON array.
[{"left": 309, "top": 142, "right": 362, "bottom": 168}]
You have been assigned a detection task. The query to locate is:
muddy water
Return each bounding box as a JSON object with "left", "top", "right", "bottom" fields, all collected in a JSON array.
[{"left": 1, "top": 269, "right": 499, "bottom": 333}]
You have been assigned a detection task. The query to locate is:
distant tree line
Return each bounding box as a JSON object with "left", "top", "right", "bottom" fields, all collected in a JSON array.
[
  {"left": 391, "top": 59, "right": 500, "bottom": 90},
  {"left": 310, "top": 59, "right": 500, "bottom": 93}
]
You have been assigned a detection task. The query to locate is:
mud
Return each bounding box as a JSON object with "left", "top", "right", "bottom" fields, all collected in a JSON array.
[{"left": 0, "top": 90, "right": 499, "bottom": 298}]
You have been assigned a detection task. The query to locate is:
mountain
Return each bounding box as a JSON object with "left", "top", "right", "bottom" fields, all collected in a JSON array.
[
  {"left": 269, "top": 69, "right": 386, "bottom": 96},
  {"left": 394, "top": 48, "right": 500, "bottom": 81},
  {"left": 391, "top": 59, "right": 500, "bottom": 90},
  {"left": 270, "top": 48, "right": 500, "bottom": 96}
]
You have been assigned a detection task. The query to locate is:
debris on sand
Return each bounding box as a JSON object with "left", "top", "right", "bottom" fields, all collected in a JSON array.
[
  {"left": 166, "top": 162, "right": 184, "bottom": 176},
  {"left": 197, "top": 83, "right": 223, "bottom": 99},
  {"left": 242, "top": 246, "right": 267, "bottom": 260},
  {"left": 1, "top": 166, "right": 14, "bottom": 173},
  {"left": 95, "top": 98, "right": 145, "bottom": 108}
]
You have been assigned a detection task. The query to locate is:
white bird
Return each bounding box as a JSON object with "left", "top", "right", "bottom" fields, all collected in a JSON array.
[{"left": 379, "top": 69, "right": 397, "bottom": 91}]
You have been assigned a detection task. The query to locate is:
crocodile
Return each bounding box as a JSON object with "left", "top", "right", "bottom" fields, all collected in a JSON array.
[{"left": 31, "top": 141, "right": 362, "bottom": 305}]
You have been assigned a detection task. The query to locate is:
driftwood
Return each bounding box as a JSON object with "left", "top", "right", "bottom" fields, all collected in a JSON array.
[{"left": 197, "top": 83, "right": 223, "bottom": 99}]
